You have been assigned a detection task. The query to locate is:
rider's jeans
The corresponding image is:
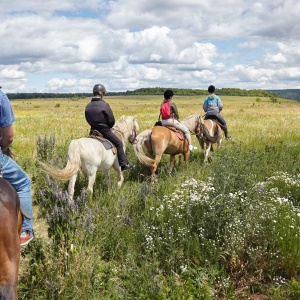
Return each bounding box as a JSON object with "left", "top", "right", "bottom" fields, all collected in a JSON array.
[{"left": 0, "top": 150, "right": 33, "bottom": 234}]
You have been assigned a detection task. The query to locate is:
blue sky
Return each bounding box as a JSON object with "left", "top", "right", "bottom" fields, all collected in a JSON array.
[{"left": 1, "top": 0, "right": 300, "bottom": 93}]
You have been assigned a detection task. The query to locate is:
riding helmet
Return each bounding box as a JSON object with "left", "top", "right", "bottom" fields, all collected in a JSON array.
[{"left": 93, "top": 84, "right": 107, "bottom": 95}]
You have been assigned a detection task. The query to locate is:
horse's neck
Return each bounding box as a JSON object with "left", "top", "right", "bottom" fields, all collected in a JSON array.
[
  {"left": 114, "top": 118, "right": 133, "bottom": 139},
  {"left": 112, "top": 128, "right": 125, "bottom": 142},
  {"left": 182, "top": 115, "right": 199, "bottom": 132}
]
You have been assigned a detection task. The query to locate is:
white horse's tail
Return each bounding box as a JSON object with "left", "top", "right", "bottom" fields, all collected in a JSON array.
[
  {"left": 133, "top": 129, "right": 155, "bottom": 167},
  {"left": 39, "top": 140, "right": 81, "bottom": 180}
]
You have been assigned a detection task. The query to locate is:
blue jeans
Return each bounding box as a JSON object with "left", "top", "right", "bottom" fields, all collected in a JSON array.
[{"left": 0, "top": 150, "right": 33, "bottom": 234}]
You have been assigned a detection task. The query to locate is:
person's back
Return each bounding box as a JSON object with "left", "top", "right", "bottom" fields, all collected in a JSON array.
[
  {"left": 85, "top": 84, "right": 135, "bottom": 171},
  {"left": 85, "top": 96, "right": 115, "bottom": 131},
  {"left": 203, "top": 94, "right": 223, "bottom": 116},
  {"left": 160, "top": 89, "right": 197, "bottom": 151},
  {"left": 203, "top": 85, "right": 231, "bottom": 139}
]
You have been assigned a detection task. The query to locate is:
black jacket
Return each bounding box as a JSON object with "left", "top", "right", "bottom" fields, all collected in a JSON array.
[{"left": 85, "top": 98, "right": 115, "bottom": 131}]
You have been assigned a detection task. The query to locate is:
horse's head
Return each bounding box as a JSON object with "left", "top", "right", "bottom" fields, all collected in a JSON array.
[
  {"left": 115, "top": 115, "right": 139, "bottom": 144},
  {"left": 128, "top": 117, "right": 139, "bottom": 144},
  {"left": 194, "top": 115, "right": 203, "bottom": 137}
]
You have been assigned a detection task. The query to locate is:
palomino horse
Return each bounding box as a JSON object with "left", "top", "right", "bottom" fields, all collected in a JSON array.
[
  {"left": 133, "top": 125, "right": 190, "bottom": 181},
  {"left": 40, "top": 115, "right": 139, "bottom": 199},
  {"left": 182, "top": 114, "right": 222, "bottom": 162},
  {"left": 0, "top": 178, "right": 22, "bottom": 300}
]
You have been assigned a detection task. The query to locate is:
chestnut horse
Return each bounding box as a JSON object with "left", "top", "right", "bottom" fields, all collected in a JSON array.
[
  {"left": 133, "top": 125, "right": 190, "bottom": 181},
  {"left": 0, "top": 177, "right": 23, "bottom": 300},
  {"left": 182, "top": 115, "right": 222, "bottom": 162}
]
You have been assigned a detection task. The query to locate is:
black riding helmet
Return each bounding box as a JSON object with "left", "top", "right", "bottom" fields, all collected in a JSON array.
[{"left": 93, "top": 84, "right": 107, "bottom": 95}]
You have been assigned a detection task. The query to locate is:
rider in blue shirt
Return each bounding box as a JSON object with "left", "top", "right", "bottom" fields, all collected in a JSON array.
[
  {"left": 203, "top": 85, "right": 231, "bottom": 139},
  {"left": 0, "top": 88, "right": 34, "bottom": 247}
]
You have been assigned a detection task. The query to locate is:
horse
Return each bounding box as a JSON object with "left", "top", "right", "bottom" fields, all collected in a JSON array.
[
  {"left": 0, "top": 178, "right": 22, "bottom": 300},
  {"left": 39, "top": 115, "right": 139, "bottom": 199},
  {"left": 133, "top": 125, "right": 191, "bottom": 181},
  {"left": 182, "top": 114, "right": 222, "bottom": 162}
]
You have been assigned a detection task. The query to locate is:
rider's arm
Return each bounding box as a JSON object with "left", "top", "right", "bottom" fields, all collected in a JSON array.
[
  {"left": 217, "top": 97, "right": 223, "bottom": 112},
  {"left": 203, "top": 98, "right": 208, "bottom": 112},
  {"left": 171, "top": 102, "right": 179, "bottom": 120},
  {"left": 0, "top": 124, "right": 14, "bottom": 151}
]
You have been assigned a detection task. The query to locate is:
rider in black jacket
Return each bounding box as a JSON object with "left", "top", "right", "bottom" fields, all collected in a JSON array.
[{"left": 85, "top": 84, "right": 134, "bottom": 171}]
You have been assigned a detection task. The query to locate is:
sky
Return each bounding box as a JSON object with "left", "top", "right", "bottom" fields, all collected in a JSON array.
[{"left": 1, "top": 0, "right": 300, "bottom": 93}]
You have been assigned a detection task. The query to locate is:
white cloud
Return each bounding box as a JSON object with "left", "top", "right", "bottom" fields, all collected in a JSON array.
[{"left": 0, "top": 0, "right": 299, "bottom": 92}]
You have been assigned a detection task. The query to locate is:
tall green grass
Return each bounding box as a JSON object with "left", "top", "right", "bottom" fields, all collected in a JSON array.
[{"left": 12, "top": 96, "right": 300, "bottom": 299}]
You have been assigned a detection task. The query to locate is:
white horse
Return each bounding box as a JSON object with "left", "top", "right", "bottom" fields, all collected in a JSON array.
[
  {"left": 40, "top": 115, "right": 139, "bottom": 198},
  {"left": 182, "top": 114, "right": 222, "bottom": 162}
]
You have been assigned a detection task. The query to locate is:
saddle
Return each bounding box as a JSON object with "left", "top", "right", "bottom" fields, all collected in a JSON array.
[
  {"left": 89, "top": 130, "right": 117, "bottom": 154},
  {"left": 163, "top": 125, "right": 185, "bottom": 140},
  {"left": 204, "top": 115, "right": 224, "bottom": 129}
]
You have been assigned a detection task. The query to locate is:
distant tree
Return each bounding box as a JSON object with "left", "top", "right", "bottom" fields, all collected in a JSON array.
[{"left": 270, "top": 95, "right": 278, "bottom": 103}]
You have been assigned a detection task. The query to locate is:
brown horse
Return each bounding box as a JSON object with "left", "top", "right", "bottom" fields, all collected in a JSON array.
[
  {"left": 194, "top": 115, "right": 223, "bottom": 162},
  {"left": 133, "top": 125, "right": 190, "bottom": 181},
  {"left": 0, "top": 177, "right": 23, "bottom": 300}
]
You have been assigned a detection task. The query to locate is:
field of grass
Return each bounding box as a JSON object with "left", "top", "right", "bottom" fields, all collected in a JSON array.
[{"left": 11, "top": 95, "right": 300, "bottom": 299}]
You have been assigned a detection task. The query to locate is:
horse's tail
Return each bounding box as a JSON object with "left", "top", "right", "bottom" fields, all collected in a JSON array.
[
  {"left": 199, "top": 117, "right": 221, "bottom": 143},
  {"left": 133, "top": 129, "right": 155, "bottom": 167},
  {"left": 39, "top": 139, "right": 81, "bottom": 180}
]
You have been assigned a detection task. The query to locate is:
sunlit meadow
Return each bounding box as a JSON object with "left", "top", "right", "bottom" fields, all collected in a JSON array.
[{"left": 10, "top": 95, "right": 300, "bottom": 299}]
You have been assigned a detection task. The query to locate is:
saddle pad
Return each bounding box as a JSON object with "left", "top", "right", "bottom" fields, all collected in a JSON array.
[
  {"left": 163, "top": 125, "right": 184, "bottom": 140},
  {"left": 89, "top": 134, "right": 117, "bottom": 154}
]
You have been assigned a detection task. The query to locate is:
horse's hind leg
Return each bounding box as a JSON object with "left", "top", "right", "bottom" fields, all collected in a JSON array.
[
  {"left": 68, "top": 173, "right": 78, "bottom": 199},
  {"left": 150, "top": 154, "right": 162, "bottom": 182},
  {"left": 217, "top": 139, "right": 222, "bottom": 149},
  {"left": 169, "top": 155, "right": 175, "bottom": 170},
  {"left": 87, "top": 172, "right": 97, "bottom": 195}
]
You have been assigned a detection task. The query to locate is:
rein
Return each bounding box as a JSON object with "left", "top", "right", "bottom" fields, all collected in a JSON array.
[
  {"left": 128, "top": 129, "right": 138, "bottom": 144},
  {"left": 195, "top": 117, "right": 209, "bottom": 139}
]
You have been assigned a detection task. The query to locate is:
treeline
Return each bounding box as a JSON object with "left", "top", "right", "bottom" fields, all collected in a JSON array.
[
  {"left": 7, "top": 87, "right": 277, "bottom": 100},
  {"left": 6, "top": 93, "right": 92, "bottom": 100},
  {"left": 125, "top": 87, "right": 275, "bottom": 97}
]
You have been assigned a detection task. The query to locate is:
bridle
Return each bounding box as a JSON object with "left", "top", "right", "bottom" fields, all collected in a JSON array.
[
  {"left": 128, "top": 128, "right": 138, "bottom": 144},
  {"left": 112, "top": 124, "right": 138, "bottom": 145},
  {"left": 195, "top": 117, "right": 203, "bottom": 139}
]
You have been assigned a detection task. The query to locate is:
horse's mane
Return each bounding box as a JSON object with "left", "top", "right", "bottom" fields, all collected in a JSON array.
[
  {"left": 113, "top": 115, "right": 139, "bottom": 140},
  {"left": 181, "top": 114, "right": 200, "bottom": 133}
]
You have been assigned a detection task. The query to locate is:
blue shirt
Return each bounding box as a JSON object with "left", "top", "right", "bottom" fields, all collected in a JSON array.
[
  {"left": 203, "top": 94, "right": 223, "bottom": 116},
  {"left": 0, "top": 90, "right": 16, "bottom": 128}
]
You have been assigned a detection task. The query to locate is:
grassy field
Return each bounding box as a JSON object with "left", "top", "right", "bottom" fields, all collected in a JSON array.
[
  {"left": 12, "top": 95, "right": 300, "bottom": 158},
  {"left": 11, "top": 95, "right": 300, "bottom": 299}
]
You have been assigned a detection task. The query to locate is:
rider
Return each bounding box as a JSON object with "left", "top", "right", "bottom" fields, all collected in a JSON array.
[
  {"left": 85, "top": 84, "right": 135, "bottom": 172},
  {"left": 161, "top": 89, "right": 197, "bottom": 151},
  {"left": 0, "top": 87, "right": 34, "bottom": 247},
  {"left": 203, "top": 85, "right": 231, "bottom": 139}
]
